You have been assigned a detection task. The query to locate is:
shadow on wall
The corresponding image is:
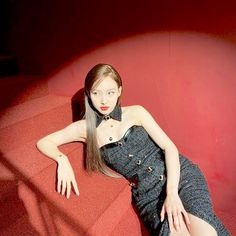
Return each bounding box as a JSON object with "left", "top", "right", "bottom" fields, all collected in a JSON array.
[
  {"left": 5, "top": 0, "right": 236, "bottom": 74},
  {"left": 72, "top": 88, "right": 85, "bottom": 122},
  {"left": 0, "top": 151, "right": 88, "bottom": 235}
]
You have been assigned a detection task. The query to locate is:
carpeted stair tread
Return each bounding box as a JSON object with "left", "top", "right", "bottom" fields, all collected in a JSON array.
[
  {"left": 86, "top": 184, "right": 131, "bottom": 236},
  {"left": 1, "top": 132, "right": 131, "bottom": 236},
  {"left": 0, "top": 94, "right": 70, "bottom": 129},
  {"left": 16, "top": 152, "right": 130, "bottom": 235},
  {"left": 0, "top": 138, "right": 80, "bottom": 182},
  {"left": 0, "top": 213, "right": 41, "bottom": 236},
  {"left": 0, "top": 75, "right": 48, "bottom": 109},
  {"left": 110, "top": 206, "right": 150, "bottom": 236},
  {"left": 0, "top": 103, "right": 72, "bottom": 153}
]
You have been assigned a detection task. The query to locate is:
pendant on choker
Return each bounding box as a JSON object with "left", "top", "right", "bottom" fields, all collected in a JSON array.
[{"left": 103, "top": 115, "right": 110, "bottom": 121}]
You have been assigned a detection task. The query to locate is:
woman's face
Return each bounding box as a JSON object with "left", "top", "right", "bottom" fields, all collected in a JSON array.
[{"left": 90, "top": 76, "right": 122, "bottom": 115}]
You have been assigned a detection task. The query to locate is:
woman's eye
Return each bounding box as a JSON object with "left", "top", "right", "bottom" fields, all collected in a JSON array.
[
  {"left": 108, "top": 91, "right": 115, "bottom": 95},
  {"left": 91, "top": 91, "right": 98, "bottom": 95}
]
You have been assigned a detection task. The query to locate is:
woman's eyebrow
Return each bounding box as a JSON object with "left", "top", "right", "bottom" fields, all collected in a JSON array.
[{"left": 92, "top": 88, "right": 117, "bottom": 91}]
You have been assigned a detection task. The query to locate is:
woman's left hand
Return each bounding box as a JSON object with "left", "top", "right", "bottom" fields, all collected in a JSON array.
[{"left": 160, "top": 192, "right": 190, "bottom": 233}]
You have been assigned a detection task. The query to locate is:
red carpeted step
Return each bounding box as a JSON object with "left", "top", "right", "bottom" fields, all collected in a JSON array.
[
  {"left": 0, "top": 102, "right": 72, "bottom": 153},
  {"left": 111, "top": 206, "right": 150, "bottom": 236},
  {"left": 2, "top": 148, "right": 130, "bottom": 236},
  {"left": 0, "top": 94, "right": 80, "bottom": 188},
  {"left": 1, "top": 125, "right": 132, "bottom": 236},
  {"left": 86, "top": 185, "right": 131, "bottom": 236},
  {"left": 0, "top": 213, "right": 41, "bottom": 236},
  {"left": 0, "top": 94, "right": 70, "bottom": 129},
  {"left": 0, "top": 75, "right": 48, "bottom": 109},
  {"left": 0, "top": 139, "right": 80, "bottom": 183}
]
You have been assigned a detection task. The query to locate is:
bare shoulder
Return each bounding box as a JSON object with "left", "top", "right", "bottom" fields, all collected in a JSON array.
[
  {"left": 122, "top": 105, "right": 144, "bottom": 112},
  {"left": 121, "top": 105, "right": 147, "bottom": 124},
  {"left": 122, "top": 105, "right": 175, "bottom": 150},
  {"left": 122, "top": 105, "right": 147, "bottom": 115},
  {"left": 72, "top": 119, "right": 86, "bottom": 129}
]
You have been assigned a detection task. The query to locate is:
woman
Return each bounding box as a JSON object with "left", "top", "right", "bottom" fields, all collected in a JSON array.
[{"left": 37, "top": 64, "right": 229, "bottom": 236}]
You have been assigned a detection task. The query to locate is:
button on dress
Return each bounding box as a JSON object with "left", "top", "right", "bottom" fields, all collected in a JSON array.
[{"left": 100, "top": 125, "right": 229, "bottom": 236}]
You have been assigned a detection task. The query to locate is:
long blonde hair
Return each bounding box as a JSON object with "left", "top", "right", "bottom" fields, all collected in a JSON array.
[{"left": 84, "top": 64, "right": 122, "bottom": 177}]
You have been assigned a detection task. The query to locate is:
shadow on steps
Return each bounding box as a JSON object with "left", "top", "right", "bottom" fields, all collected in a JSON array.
[{"left": 0, "top": 151, "right": 87, "bottom": 236}]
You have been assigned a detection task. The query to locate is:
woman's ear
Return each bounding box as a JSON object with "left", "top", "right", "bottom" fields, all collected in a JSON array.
[{"left": 118, "top": 86, "right": 122, "bottom": 96}]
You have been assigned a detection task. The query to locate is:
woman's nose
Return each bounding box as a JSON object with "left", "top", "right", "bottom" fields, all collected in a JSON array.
[{"left": 101, "top": 94, "right": 107, "bottom": 104}]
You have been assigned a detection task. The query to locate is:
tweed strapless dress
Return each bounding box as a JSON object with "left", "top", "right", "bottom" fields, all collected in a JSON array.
[{"left": 100, "top": 125, "right": 229, "bottom": 236}]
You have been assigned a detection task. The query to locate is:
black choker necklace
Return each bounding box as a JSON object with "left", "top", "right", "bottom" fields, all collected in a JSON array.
[{"left": 95, "top": 105, "right": 122, "bottom": 128}]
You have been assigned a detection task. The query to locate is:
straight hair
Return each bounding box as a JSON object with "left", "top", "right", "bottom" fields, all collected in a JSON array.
[{"left": 84, "top": 64, "right": 122, "bottom": 178}]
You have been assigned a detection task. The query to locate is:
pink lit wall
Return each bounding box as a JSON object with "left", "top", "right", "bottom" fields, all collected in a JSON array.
[{"left": 47, "top": 32, "right": 236, "bottom": 215}]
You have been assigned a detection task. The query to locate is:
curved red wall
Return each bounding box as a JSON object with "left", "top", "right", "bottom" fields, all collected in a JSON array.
[{"left": 48, "top": 32, "right": 236, "bottom": 215}]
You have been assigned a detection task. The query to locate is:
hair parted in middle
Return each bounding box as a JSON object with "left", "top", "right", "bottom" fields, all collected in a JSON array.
[{"left": 84, "top": 63, "right": 123, "bottom": 178}]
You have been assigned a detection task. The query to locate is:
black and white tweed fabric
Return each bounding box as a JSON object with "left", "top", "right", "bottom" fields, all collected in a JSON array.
[{"left": 100, "top": 125, "right": 229, "bottom": 235}]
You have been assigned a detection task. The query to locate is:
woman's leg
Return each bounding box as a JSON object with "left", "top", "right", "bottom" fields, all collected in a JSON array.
[
  {"left": 169, "top": 212, "right": 218, "bottom": 236},
  {"left": 188, "top": 213, "right": 217, "bottom": 236}
]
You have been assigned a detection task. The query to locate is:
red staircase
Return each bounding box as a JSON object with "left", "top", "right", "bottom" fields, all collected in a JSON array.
[{"left": 0, "top": 74, "right": 149, "bottom": 236}]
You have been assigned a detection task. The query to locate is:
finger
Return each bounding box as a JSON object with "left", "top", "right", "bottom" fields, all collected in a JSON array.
[
  {"left": 167, "top": 211, "right": 175, "bottom": 233},
  {"left": 173, "top": 212, "right": 180, "bottom": 232},
  {"left": 61, "top": 180, "right": 66, "bottom": 195},
  {"left": 160, "top": 206, "right": 165, "bottom": 222},
  {"left": 57, "top": 178, "right": 62, "bottom": 193},
  {"left": 66, "top": 181, "right": 71, "bottom": 199},
  {"left": 182, "top": 210, "right": 191, "bottom": 232},
  {"left": 182, "top": 209, "right": 191, "bottom": 225},
  {"left": 177, "top": 212, "right": 183, "bottom": 231},
  {"left": 72, "top": 179, "right": 80, "bottom": 196}
]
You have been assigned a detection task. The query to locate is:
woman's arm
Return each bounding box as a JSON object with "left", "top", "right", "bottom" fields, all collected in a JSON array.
[
  {"left": 36, "top": 120, "right": 86, "bottom": 161},
  {"left": 36, "top": 120, "right": 86, "bottom": 198},
  {"left": 135, "top": 105, "right": 190, "bottom": 232}
]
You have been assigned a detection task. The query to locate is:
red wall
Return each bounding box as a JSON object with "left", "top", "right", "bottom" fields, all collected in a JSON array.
[
  {"left": 8, "top": 0, "right": 236, "bottom": 74},
  {"left": 5, "top": 0, "right": 236, "bottom": 225}
]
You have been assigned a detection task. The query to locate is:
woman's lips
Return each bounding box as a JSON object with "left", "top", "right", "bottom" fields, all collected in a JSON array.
[{"left": 100, "top": 106, "right": 109, "bottom": 111}]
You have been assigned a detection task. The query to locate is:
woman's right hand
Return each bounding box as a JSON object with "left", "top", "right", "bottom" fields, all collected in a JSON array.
[{"left": 56, "top": 155, "right": 80, "bottom": 199}]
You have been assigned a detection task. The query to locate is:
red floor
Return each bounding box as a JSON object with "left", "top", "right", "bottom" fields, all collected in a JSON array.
[{"left": 1, "top": 33, "right": 236, "bottom": 235}]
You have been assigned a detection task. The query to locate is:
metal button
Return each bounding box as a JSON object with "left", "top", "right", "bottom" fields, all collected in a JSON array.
[
  {"left": 136, "top": 160, "right": 142, "bottom": 165},
  {"left": 159, "top": 175, "right": 164, "bottom": 180},
  {"left": 147, "top": 167, "right": 153, "bottom": 172},
  {"left": 103, "top": 115, "right": 110, "bottom": 120},
  {"left": 128, "top": 175, "right": 138, "bottom": 188},
  {"left": 129, "top": 182, "right": 136, "bottom": 187},
  {"left": 117, "top": 141, "right": 123, "bottom": 146},
  {"left": 128, "top": 154, "right": 134, "bottom": 158}
]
